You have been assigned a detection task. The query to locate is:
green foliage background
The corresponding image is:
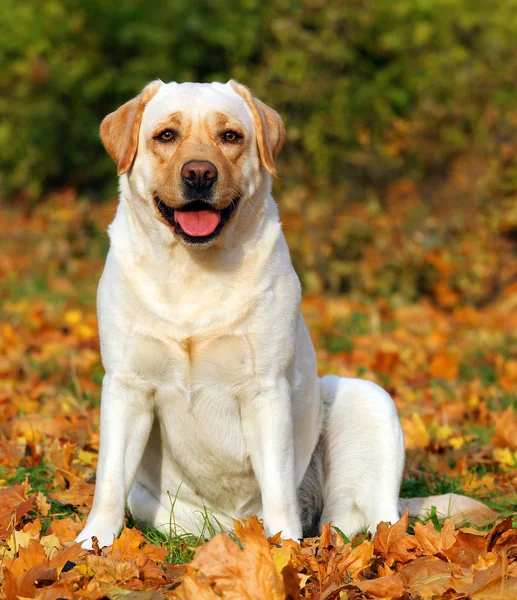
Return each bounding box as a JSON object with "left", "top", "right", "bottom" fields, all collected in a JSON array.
[{"left": 2, "top": 0, "right": 517, "bottom": 300}]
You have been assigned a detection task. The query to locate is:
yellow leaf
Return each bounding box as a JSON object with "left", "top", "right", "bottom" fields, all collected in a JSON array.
[
  {"left": 402, "top": 412, "right": 430, "bottom": 450},
  {"left": 77, "top": 449, "right": 98, "bottom": 467},
  {"left": 65, "top": 309, "right": 82, "bottom": 326},
  {"left": 436, "top": 425, "right": 454, "bottom": 441},
  {"left": 4, "top": 530, "right": 34, "bottom": 559},
  {"left": 450, "top": 436, "right": 467, "bottom": 450},
  {"left": 77, "top": 324, "right": 95, "bottom": 340},
  {"left": 76, "top": 563, "right": 95, "bottom": 577},
  {"left": 493, "top": 447, "right": 516, "bottom": 471},
  {"left": 271, "top": 544, "right": 293, "bottom": 573},
  {"left": 40, "top": 533, "right": 63, "bottom": 560}
]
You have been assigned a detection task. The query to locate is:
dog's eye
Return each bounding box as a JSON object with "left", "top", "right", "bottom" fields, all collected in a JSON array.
[
  {"left": 222, "top": 131, "right": 241, "bottom": 142},
  {"left": 157, "top": 130, "right": 175, "bottom": 142}
]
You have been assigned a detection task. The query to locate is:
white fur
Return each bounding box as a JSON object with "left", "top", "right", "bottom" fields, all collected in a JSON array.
[{"left": 77, "top": 81, "right": 405, "bottom": 549}]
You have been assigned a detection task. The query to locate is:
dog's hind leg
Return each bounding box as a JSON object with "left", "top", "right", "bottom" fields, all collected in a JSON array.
[{"left": 318, "top": 375, "right": 405, "bottom": 538}]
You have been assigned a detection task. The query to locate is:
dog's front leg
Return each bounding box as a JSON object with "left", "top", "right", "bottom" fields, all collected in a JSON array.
[
  {"left": 242, "top": 378, "right": 302, "bottom": 540},
  {"left": 76, "top": 374, "right": 153, "bottom": 549}
]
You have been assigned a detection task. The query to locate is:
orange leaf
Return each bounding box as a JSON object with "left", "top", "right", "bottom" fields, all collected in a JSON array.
[
  {"left": 443, "top": 530, "right": 488, "bottom": 568},
  {"left": 492, "top": 406, "right": 517, "bottom": 451},
  {"left": 399, "top": 555, "right": 465, "bottom": 599},
  {"left": 429, "top": 351, "right": 458, "bottom": 380},
  {"left": 85, "top": 554, "right": 139, "bottom": 584},
  {"left": 337, "top": 540, "right": 374, "bottom": 581},
  {"left": 358, "top": 573, "right": 405, "bottom": 598},
  {"left": 0, "top": 484, "right": 34, "bottom": 533},
  {"left": 3, "top": 538, "right": 47, "bottom": 577},
  {"left": 177, "top": 516, "right": 289, "bottom": 599},
  {"left": 111, "top": 526, "right": 167, "bottom": 562},
  {"left": 413, "top": 519, "right": 458, "bottom": 556},
  {"left": 46, "top": 515, "right": 84, "bottom": 543},
  {"left": 401, "top": 412, "right": 430, "bottom": 450},
  {"left": 373, "top": 510, "right": 420, "bottom": 567}
]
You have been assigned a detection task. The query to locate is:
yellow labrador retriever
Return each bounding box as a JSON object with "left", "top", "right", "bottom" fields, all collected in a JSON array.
[{"left": 77, "top": 81, "right": 490, "bottom": 548}]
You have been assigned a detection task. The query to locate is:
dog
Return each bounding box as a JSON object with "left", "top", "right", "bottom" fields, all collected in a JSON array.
[{"left": 77, "top": 80, "right": 492, "bottom": 549}]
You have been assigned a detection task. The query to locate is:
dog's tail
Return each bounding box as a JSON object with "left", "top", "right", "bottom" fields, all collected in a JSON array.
[{"left": 399, "top": 493, "right": 498, "bottom": 527}]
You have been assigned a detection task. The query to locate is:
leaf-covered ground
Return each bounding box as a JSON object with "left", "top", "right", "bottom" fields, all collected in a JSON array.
[{"left": 1, "top": 193, "right": 516, "bottom": 599}]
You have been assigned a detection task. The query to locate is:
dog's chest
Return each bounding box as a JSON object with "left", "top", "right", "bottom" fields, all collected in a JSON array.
[
  {"left": 161, "top": 331, "right": 254, "bottom": 396},
  {"left": 126, "top": 329, "right": 255, "bottom": 436},
  {"left": 139, "top": 332, "right": 258, "bottom": 506}
]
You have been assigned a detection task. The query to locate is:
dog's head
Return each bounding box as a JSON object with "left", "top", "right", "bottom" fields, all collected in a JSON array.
[{"left": 101, "top": 80, "right": 284, "bottom": 246}]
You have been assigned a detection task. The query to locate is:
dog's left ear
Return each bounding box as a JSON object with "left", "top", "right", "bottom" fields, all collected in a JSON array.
[
  {"left": 101, "top": 80, "right": 163, "bottom": 176},
  {"left": 229, "top": 80, "right": 285, "bottom": 176}
]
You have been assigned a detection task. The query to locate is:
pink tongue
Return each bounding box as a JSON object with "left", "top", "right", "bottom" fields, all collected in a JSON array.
[{"left": 174, "top": 210, "right": 220, "bottom": 236}]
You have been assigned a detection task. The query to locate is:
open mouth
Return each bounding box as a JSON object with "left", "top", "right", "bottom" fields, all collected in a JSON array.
[{"left": 154, "top": 196, "right": 240, "bottom": 244}]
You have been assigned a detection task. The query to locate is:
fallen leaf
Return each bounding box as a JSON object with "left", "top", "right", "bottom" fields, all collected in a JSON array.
[
  {"left": 358, "top": 573, "right": 405, "bottom": 598},
  {"left": 3, "top": 538, "right": 48, "bottom": 577},
  {"left": 86, "top": 554, "right": 139, "bottom": 584},
  {"left": 46, "top": 515, "right": 84, "bottom": 542},
  {"left": 401, "top": 412, "right": 430, "bottom": 449},
  {"left": 429, "top": 351, "right": 459, "bottom": 380},
  {"left": 413, "top": 519, "right": 457, "bottom": 556},
  {"left": 177, "top": 516, "right": 288, "bottom": 599},
  {"left": 444, "top": 530, "right": 489, "bottom": 568},
  {"left": 35, "top": 491, "right": 51, "bottom": 516},
  {"left": 0, "top": 484, "right": 34, "bottom": 533},
  {"left": 111, "top": 526, "right": 167, "bottom": 562},
  {"left": 373, "top": 510, "right": 420, "bottom": 567}
]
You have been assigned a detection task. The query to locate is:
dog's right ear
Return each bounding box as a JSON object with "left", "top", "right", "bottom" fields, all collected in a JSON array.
[{"left": 100, "top": 80, "right": 163, "bottom": 176}]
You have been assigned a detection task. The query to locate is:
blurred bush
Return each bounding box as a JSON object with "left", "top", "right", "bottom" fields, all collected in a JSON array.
[{"left": 1, "top": 0, "right": 517, "bottom": 302}]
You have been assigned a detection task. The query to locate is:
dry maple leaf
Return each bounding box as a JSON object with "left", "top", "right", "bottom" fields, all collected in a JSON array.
[
  {"left": 40, "top": 532, "right": 63, "bottom": 560},
  {"left": 399, "top": 555, "right": 466, "bottom": 599},
  {"left": 2, "top": 564, "right": 58, "bottom": 600},
  {"left": 443, "top": 529, "right": 489, "bottom": 568},
  {"left": 338, "top": 540, "right": 375, "bottom": 581},
  {"left": 492, "top": 406, "right": 517, "bottom": 450},
  {"left": 373, "top": 510, "right": 420, "bottom": 567},
  {"left": 46, "top": 514, "right": 84, "bottom": 542},
  {"left": 35, "top": 490, "right": 51, "bottom": 516},
  {"left": 401, "top": 412, "right": 430, "bottom": 450},
  {"left": 452, "top": 560, "right": 514, "bottom": 599},
  {"left": 471, "top": 577, "right": 517, "bottom": 600},
  {"left": 85, "top": 554, "right": 140, "bottom": 584},
  {"left": 2, "top": 537, "right": 85, "bottom": 600},
  {"left": 486, "top": 515, "right": 513, "bottom": 552},
  {"left": 176, "top": 576, "right": 221, "bottom": 599},
  {"left": 357, "top": 572, "right": 406, "bottom": 598},
  {"left": 429, "top": 351, "right": 459, "bottom": 380},
  {"left": 111, "top": 526, "right": 167, "bottom": 562},
  {"left": 491, "top": 527, "right": 517, "bottom": 558},
  {"left": 2, "top": 538, "right": 47, "bottom": 577},
  {"left": 48, "top": 471, "right": 95, "bottom": 513},
  {"left": 0, "top": 483, "right": 35, "bottom": 534},
  {"left": 413, "top": 518, "right": 457, "bottom": 556},
  {"left": 175, "top": 516, "right": 290, "bottom": 600},
  {"left": 471, "top": 551, "right": 499, "bottom": 571}
]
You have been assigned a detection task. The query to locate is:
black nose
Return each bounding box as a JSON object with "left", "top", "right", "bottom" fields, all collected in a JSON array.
[{"left": 181, "top": 160, "right": 218, "bottom": 189}]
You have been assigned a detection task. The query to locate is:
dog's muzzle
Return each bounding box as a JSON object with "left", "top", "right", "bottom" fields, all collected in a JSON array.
[{"left": 154, "top": 195, "right": 241, "bottom": 244}]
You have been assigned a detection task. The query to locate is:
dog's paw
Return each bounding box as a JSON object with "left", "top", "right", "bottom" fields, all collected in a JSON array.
[{"left": 75, "top": 523, "right": 119, "bottom": 550}]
